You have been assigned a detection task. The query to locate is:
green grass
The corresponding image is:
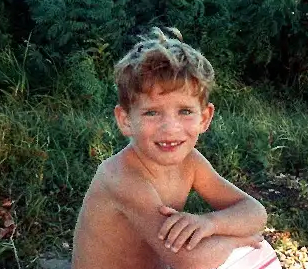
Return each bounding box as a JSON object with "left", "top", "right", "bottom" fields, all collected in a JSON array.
[
  {"left": 0, "top": 60, "right": 307, "bottom": 268},
  {"left": 0, "top": 88, "right": 122, "bottom": 268}
]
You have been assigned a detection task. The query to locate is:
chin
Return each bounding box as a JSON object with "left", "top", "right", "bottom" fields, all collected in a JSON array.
[{"left": 151, "top": 154, "right": 189, "bottom": 166}]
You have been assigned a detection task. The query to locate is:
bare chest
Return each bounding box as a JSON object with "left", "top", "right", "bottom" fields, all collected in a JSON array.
[
  {"left": 150, "top": 173, "right": 193, "bottom": 211},
  {"left": 95, "top": 200, "right": 168, "bottom": 269}
]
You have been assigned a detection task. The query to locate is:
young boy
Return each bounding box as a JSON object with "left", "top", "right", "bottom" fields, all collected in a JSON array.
[{"left": 72, "top": 27, "right": 267, "bottom": 269}]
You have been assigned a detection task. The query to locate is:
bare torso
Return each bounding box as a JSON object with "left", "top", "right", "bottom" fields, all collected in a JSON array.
[{"left": 73, "top": 146, "right": 195, "bottom": 269}]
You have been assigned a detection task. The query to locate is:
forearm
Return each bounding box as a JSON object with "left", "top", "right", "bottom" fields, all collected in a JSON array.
[
  {"left": 207, "top": 197, "right": 267, "bottom": 237},
  {"left": 157, "top": 204, "right": 264, "bottom": 269}
]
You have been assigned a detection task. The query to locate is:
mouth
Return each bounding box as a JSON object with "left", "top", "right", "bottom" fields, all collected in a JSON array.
[{"left": 155, "top": 141, "right": 184, "bottom": 151}]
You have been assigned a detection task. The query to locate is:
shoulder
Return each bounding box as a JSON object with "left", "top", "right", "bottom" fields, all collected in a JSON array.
[
  {"left": 89, "top": 147, "right": 138, "bottom": 192},
  {"left": 188, "top": 148, "right": 221, "bottom": 189},
  {"left": 78, "top": 151, "right": 129, "bottom": 217},
  {"left": 186, "top": 148, "right": 213, "bottom": 172},
  {"left": 91, "top": 148, "right": 162, "bottom": 211}
]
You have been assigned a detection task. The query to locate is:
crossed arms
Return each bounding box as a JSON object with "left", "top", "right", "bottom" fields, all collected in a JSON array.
[
  {"left": 114, "top": 151, "right": 267, "bottom": 269},
  {"left": 73, "top": 149, "right": 267, "bottom": 269}
]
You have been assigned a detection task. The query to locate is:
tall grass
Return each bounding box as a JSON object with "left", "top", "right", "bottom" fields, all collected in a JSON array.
[
  {"left": 195, "top": 78, "right": 308, "bottom": 244},
  {"left": 200, "top": 79, "right": 308, "bottom": 179},
  {"left": 0, "top": 92, "right": 123, "bottom": 268},
  {"left": 0, "top": 50, "right": 307, "bottom": 267},
  {"left": 0, "top": 47, "right": 122, "bottom": 267}
]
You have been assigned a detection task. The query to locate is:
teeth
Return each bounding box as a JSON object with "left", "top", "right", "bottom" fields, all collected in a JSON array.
[{"left": 158, "top": 142, "right": 180, "bottom": 147}]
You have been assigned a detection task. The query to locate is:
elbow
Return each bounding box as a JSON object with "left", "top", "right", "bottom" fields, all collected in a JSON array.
[
  {"left": 258, "top": 203, "right": 268, "bottom": 229},
  {"left": 250, "top": 197, "right": 268, "bottom": 230}
]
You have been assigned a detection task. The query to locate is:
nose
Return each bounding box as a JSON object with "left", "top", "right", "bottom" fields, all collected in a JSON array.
[{"left": 160, "top": 115, "right": 182, "bottom": 133}]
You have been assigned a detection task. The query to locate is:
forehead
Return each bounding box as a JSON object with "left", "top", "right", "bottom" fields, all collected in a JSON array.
[{"left": 134, "top": 83, "right": 201, "bottom": 107}]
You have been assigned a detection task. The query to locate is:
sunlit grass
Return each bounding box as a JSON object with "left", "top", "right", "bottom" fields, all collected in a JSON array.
[{"left": 0, "top": 63, "right": 307, "bottom": 268}]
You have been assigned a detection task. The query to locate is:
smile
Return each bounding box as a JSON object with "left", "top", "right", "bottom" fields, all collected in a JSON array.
[{"left": 155, "top": 141, "right": 184, "bottom": 147}]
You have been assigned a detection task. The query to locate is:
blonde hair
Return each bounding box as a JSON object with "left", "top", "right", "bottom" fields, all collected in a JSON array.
[{"left": 114, "top": 27, "right": 214, "bottom": 112}]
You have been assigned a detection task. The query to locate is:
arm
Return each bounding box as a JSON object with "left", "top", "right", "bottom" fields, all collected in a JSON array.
[
  {"left": 192, "top": 149, "right": 267, "bottom": 237},
  {"left": 72, "top": 173, "right": 108, "bottom": 269},
  {"left": 113, "top": 175, "right": 261, "bottom": 269}
]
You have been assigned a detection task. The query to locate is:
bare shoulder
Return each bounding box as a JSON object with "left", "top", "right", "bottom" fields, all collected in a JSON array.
[
  {"left": 184, "top": 148, "right": 214, "bottom": 178},
  {"left": 84, "top": 149, "right": 137, "bottom": 197},
  {"left": 191, "top": 148, "right": 250, "bottom": 210},
  {"left": 73, "top": 156, "right": 121, "bottom": 234},
  {"left": 72, "top": 150, "right": 149, "bottom": 269},
  {"left": 188, "top": 148, "right": 212, "bottom": 167},
  {"left": 75, "top": 147, "right": 162, "bottom": 229},
  {"left": 189, "top": 148, "right": 227, "bottom": 185},
  {"left": 98, "top": 149, "right": 159, "bottom": 202}
]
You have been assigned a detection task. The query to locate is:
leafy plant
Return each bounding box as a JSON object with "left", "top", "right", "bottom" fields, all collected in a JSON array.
[
  {"left": 0, "top": 1, "right": 12, "bottom": 48},
  {"left": 26, "top": 0, "right": 135, "bottom": 60}
]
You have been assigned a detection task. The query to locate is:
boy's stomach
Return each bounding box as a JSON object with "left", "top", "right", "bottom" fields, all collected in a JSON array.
[
  {"left": 97, "top": 211, "right": 168, "bottom": 269},
  {"left": 99, "top": 239, "right": 166, "bottom": 269}
]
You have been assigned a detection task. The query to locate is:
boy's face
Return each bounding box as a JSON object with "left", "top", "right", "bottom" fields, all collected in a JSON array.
[{"left": 115, "top": 83, "right": 214, "bottom": 166}]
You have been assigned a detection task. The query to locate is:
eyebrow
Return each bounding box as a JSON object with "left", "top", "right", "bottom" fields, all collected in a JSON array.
[
  {"left": 139, "top": 106, "right": 160, "bottom": 111},
  {"left": 140, "top": 105, "right": 197, "bottom": 111},
  {"left": 177, "top": 105, "right": 196, "bottom": 109},
  {"left": 138, "top": 98, "right": 199, "bottom": 111}
]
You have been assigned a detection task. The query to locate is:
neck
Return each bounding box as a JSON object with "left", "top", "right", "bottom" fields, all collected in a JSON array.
[{"left": 126, "top": 143, "right": 181, "bottom": 180}]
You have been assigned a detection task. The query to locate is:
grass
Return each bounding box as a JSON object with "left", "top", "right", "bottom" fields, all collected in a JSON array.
[
  {"left": 0, "top": 56, "right": 308, "bottom": 268},
  {"left": 0, "top": 87, "right": 121, "bottom": 268}
]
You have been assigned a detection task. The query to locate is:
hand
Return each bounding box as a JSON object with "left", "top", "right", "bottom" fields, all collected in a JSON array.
[{"left": 158, "top": 205, "right": 215, "bottom": 253}]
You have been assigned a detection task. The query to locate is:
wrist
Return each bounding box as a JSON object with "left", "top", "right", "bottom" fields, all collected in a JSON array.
[{"left": 203, "top": 212, "right": 219, "bottom": 235}]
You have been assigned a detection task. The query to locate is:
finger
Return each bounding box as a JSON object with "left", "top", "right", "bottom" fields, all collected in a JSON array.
[
  {"left": 249, "top": 240, "right": 262, "bottom": 249},
  {"left": 159, "top": 205, "right": 178, "bottom": 216},
  {"left": 186, "top": 228, "right": 204, "bottom": 250},
  {"left": 165, "top": 218, "right": 190, "bottom": 250},
  {"left": 252, "top": 241, "right": 263, "bottom": 249},
  {"left": 158, "top": 214, "right": 182, "bottom": 240},
  {"left": 170, "top": 225, "right": 198, "bottom": 253},
  {"left": 244, "top": 234, "right": 264, "bottom": 248},
  {"left": 250, "top": 235, "right": 264, "bottom": 249}
]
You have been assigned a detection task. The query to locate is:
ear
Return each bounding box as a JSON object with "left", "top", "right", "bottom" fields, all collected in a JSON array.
[
  {"left": 200, "top": 102, "right": 214, "bottom": 133},
  {"left": 114, "top": 105, "right": 132, "bottom": 136}
]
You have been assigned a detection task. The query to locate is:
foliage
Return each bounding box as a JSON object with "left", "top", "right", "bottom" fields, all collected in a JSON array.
[
  {"left": 1, "top": 0, "right": 307, "bottom": 98},
  {"left": 26, "top": 0, "right": 135, "bottom": 61},
  {"left": 231, "top": 0, "right": 308, "bottom": 99},
  {"left": 0, "top": 89, "right": 122, "bottom": 268},
  {"left": 0, "top": 47, "right": 29, "bottom": 99},
  {"left": 0, "top": 1, "right": 12, "bottom": 48},
  {"left": 63, "top": 51, "right": 111, "bottom": 107},
  {"left": 201, "top": 79, "right": 308, "bottom": 178},
  {"left": 164, "top": 0, "right": 308, "bottom": 99},
  {"left": 1, "top": 75, "right": 307, "bottom": 267},
  {"left": 1, "top": 1, "right": 308, "bottom": 267}
]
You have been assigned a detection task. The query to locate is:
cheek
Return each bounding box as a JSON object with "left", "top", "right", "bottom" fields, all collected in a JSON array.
[
  {"left": 184, "top": 118, "right": 202, "bottom": 132},
  {"left": 132, "top": 120, "right": 156, "bottom": 136}
]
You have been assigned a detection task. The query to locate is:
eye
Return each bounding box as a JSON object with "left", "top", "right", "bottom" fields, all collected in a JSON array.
[
  {"left": 143, "top": 110, "right": 158, "bottom": 116},
  {"left": 179, "top": 109, "right": 193, "bottom": 115}
]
